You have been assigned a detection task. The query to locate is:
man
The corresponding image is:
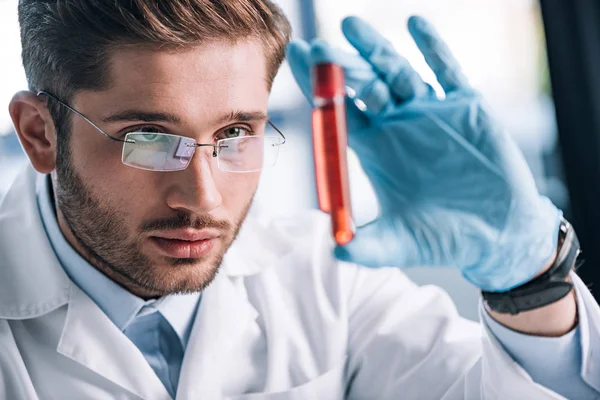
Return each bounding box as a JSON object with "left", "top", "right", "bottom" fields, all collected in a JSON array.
[{"left": 1, "top": 0, "right": 599, "bottom": 399}]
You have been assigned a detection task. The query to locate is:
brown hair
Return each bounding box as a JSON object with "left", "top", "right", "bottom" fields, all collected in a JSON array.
[{"left": 18, "top": 0, "right": 292, "bottom": 150}]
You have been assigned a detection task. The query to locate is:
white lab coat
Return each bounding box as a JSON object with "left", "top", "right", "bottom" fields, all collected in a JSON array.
[{"left": 1, "top": 165, "right": 600, "bottom": 400}]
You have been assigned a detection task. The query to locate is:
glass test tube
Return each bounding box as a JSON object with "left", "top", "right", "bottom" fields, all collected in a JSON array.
[{"left": 311, "top": 63, "right": 355, "bottom": 246}]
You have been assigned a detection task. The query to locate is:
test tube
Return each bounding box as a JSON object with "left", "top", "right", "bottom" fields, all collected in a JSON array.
[{"left": 311, "top": 63, "right": 355, "bottom": 246}]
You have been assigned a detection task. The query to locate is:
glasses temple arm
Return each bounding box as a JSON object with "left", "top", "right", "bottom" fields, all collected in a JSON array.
[
  {"left": 36, "top": 90, "right": 128, "bottom": 143},
  {"left": 268, "top": 120, "right": 286, "bottom": 144}
]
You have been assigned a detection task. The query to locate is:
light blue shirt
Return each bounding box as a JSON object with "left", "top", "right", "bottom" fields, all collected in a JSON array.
[
  {"left": 37, "top": 174, "right": 595, "bottom": 398},
  {"left": 37, "top": 175, "right": 200, "bottom": 398},
  {"left": 481, "top": 307, "right": 598, "bottom": 398}
]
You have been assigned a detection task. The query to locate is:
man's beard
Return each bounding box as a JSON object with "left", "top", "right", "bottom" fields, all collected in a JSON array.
[{"left": 53, "top": 154, "right": 252, "bottom": 297}]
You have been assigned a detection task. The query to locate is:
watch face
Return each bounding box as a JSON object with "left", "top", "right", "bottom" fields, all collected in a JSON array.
[{"left": 560, "top": 218, "right": 569, "bottom": 235}]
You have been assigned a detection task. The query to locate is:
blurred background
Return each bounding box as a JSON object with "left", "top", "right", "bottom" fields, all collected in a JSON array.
[{"left": 1, "top": 0, "right": 598, "bottom": 320}]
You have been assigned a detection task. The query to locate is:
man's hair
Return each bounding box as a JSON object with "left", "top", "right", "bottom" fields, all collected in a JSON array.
[{"left": 18, "top": 0, "right": 292, "bottom": 151}]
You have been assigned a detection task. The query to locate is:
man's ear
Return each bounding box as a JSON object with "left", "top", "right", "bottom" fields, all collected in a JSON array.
[{"left": 8, "top": 91, "right": 58, "bottom": 174}]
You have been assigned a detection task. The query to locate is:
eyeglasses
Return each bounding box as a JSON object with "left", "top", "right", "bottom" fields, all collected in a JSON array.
[{"left": 37, "top": 91, "right": 286, "bottom": 173}]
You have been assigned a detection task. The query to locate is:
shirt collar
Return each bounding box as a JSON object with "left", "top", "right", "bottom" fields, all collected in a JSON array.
[{"left": 36, "top": 174, "right": 200, "bottom": 346}]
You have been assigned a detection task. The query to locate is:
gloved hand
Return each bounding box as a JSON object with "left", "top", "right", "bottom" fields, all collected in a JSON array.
[{"left": 286, "top": 16, "right": 562, "bottom": 292}]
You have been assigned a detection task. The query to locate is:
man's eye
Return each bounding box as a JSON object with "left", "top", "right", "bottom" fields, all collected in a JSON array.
[
  {"left": 219, "top": 126, "right": 251, "bottom": 140},
  {"left": 125, "top": 126, "right": 166, "bottom": 142},
  {"left": 137, "top": 134, "right": 161, "bottom": 142}
]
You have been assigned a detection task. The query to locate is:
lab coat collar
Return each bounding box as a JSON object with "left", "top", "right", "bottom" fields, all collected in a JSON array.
[
  {"left": 56, "top": 261, "right": 259, "bottom": 399},
  {"left": 0, "top": 164, "right": 296, "bottom": 321},
  {"left": 57, "top": 283, "right": 171, "bottom": 399},
  {"left": 0, "top": 165, "right": 70, "bottom": 319}
]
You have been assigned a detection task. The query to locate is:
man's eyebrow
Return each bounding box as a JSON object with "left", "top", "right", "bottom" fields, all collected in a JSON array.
[
  {"left": 101, "top": 110, "right": 181, "bottom": 124},
  {"left": 218, "top": 111, "right": 269, "bottom": 124},
  {"left": 100, "top": 110, "right": 269, "bottom": 125}
]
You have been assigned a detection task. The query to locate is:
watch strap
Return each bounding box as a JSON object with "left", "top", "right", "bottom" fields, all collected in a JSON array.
[{"left": 482, "top": 218, "right": 580, "bottom": 315}]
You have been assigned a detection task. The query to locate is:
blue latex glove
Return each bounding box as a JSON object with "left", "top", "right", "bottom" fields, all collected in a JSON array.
[{"left": 286, "top": 16, "right": 562, "bottom": 292}]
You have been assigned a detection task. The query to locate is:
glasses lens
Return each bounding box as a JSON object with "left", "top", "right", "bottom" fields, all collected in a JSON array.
[
  {"left": 122, "top": 133, "right": 196, "bottom": 171},
  {"left": 217, "top": 136, "right": 283, "bottom": 172}
]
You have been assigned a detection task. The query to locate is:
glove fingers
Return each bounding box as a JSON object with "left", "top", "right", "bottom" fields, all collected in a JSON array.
[
  {"left": 407, "top": 16, "right": 470, "bottom": 94},
  {"left": 309, "top": 39, "right": 393, "bottom": 117},
  {"left": 288, "top": 38, "right": 393, "bottom": 118},
  {"left": 341, "top": 16, "right": 429, "bottom": 103}
]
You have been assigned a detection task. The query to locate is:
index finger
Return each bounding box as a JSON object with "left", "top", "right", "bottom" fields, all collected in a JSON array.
[
  {"left": 342, "top": 16, "right": 430, "bottom": 102},
  {"left": 407, "top": 16, "right": 470, "bottom": 93}
]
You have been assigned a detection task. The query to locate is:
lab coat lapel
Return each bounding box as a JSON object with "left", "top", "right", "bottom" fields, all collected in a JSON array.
[
  {"left": 173, "top": 206, "right": 298, "bottom": 398},
  {"left": 176, "top": 272, "right": 259, "bottom": 399},
  {"left": 57, "top": 284, "right": 172, "bottom": 400}
]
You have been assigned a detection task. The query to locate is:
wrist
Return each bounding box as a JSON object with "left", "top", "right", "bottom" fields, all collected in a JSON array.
[
  {"left": 485, "top": 219, "right": 579, "bottom": 337},
  {"left": 486, "top": 285, "right": 577, "bottom": 336},
  {"left": 482, "top": 217, "right": 578, "bottom": 315}
]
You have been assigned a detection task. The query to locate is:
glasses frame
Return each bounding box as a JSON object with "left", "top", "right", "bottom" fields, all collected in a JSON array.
[{"left": 36, "top": 90, "right": 286, "bottom": 170}]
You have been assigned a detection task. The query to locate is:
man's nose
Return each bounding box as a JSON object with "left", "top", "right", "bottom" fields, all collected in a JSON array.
[{"left": 165, "top": 150, "right": 223, "bottom": 214}]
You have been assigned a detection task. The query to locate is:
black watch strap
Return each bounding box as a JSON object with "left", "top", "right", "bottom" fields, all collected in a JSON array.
[{"left": 482, "top": 218, "right": 580, "bottom": 315}]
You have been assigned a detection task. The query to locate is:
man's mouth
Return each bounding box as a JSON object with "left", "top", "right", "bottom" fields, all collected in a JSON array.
[{"left": 149, "top": 229, "right": 220, "bottom": 258}]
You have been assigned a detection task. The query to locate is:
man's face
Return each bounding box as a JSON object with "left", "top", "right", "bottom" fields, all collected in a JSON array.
[{"left": 54, "top": 40, "right": 269, "bottom": 297}]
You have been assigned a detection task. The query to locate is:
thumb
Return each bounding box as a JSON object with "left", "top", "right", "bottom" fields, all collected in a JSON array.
[{"left": 333, "top": 219, "right": 404, "bottom": 267}]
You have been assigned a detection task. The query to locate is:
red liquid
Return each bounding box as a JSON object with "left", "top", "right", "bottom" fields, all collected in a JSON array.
[{"left": 312, "top": 63, "right": 355, "bottom": 246}]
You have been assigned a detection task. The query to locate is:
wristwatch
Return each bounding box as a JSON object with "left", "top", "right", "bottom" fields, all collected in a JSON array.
[{"left": 482, "top": 218, "right": 581, "bottom": 315}]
